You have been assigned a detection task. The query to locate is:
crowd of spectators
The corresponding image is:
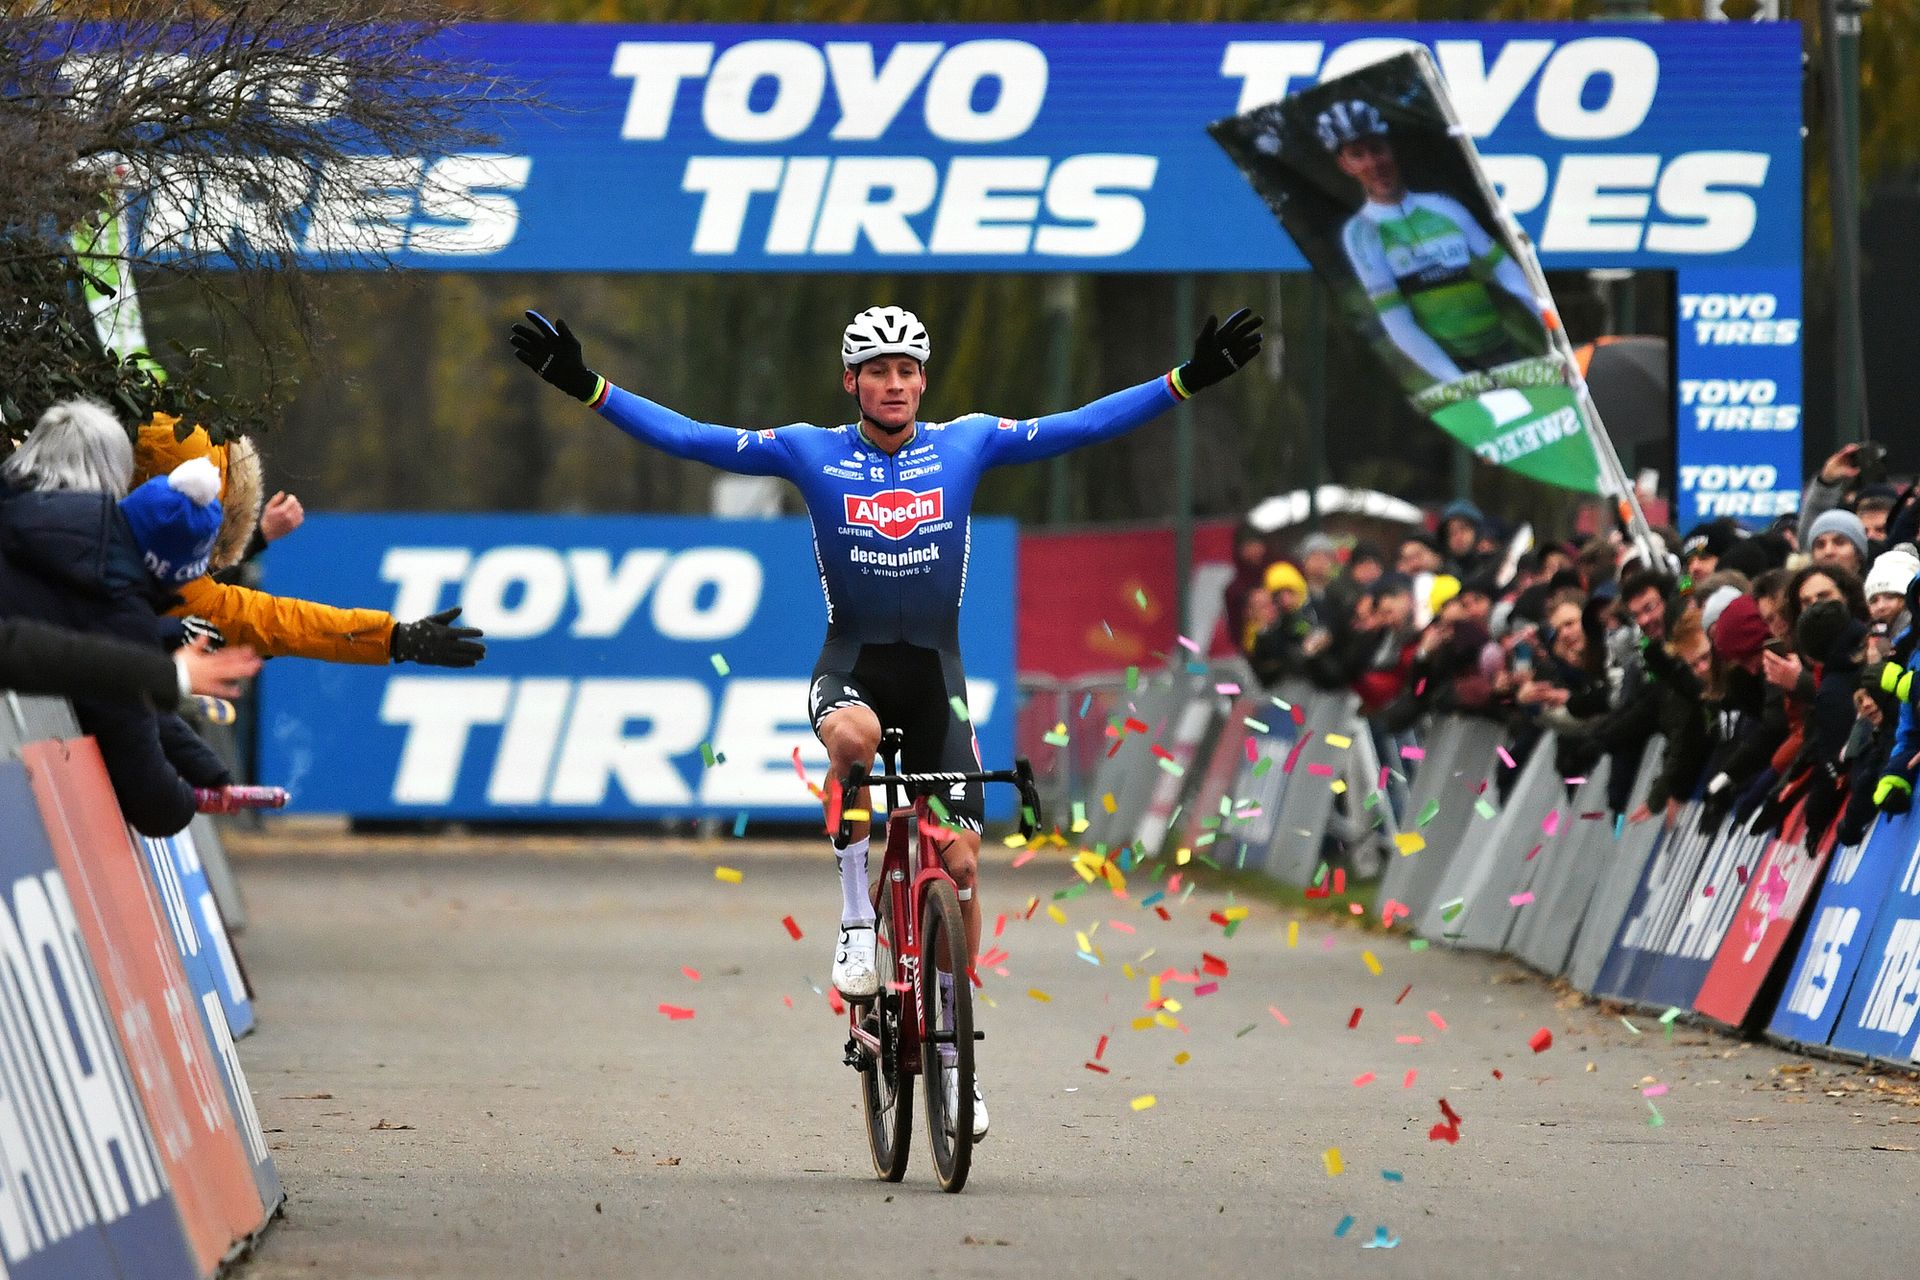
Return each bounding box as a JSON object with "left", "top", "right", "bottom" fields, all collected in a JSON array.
[
  {"left": 1228, "top": 444, "right": 1920, "bottom": 848},
  {"left": 0, "top": 397, "right": 488, "bottom": 837}
]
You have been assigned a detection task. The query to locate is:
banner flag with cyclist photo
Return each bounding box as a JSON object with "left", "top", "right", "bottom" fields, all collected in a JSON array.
[{"left": 1209, "top": 51, "right": 1604, "bottom": 496}]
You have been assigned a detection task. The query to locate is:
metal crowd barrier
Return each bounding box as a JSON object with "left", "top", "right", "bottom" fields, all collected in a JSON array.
[{"left": 1078, "top": 670, "right": 1920, "bottom": 1078}]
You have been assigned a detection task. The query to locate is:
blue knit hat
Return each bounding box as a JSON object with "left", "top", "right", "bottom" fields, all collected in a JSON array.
[{"left": 120, "top": 457, "right": 223, "bottom": 585}]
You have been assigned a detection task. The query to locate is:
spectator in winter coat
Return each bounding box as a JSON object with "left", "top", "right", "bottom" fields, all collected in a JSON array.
[
  {"left": 0, "top": 617, "right": 259, "bottom": 708},
  {"left": 1697, "top": 595, "right": 1784, "bottom": 832},
  {"left": 1437, "top": 499, "right": 1486, "bottom": 578},
  {"left": 1807, "top": 508, "right": 1870, "bottom": 579},
  {"left": 0, "top": 407, "right": 234, "bottom": 837},
  {"left": 1629, "top": 608, "right": 1714, "bottom": 828},
  {"left": 131, "top": 416, "right": 486, "bottom": 669}
]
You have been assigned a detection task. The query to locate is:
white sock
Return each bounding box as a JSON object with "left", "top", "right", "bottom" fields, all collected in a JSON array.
[{"left": 836, "top": 837, "right": 874, "bottom": 927}]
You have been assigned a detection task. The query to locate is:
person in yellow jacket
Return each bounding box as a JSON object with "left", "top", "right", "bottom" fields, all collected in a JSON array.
[{"left": 132, "top": 415, "right": 484, "bottom": 667}]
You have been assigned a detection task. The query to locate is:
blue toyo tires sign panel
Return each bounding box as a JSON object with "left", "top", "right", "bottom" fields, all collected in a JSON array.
[{"left": 258, "top": 514, "right": 1016, "bottom": 821}]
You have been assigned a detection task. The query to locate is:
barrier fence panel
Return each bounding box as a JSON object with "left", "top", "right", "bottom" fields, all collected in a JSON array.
[
  {"left": 1633, "top": 814, "right": 1775, "bottom": 1012},
  {"left": 1457, "top": 734, "right": 1565, "bottom": 953},
  {"left": 1082, "top": 671, "right": 1185, "bottom": 852},
  {"left": 0, "top": 759, "right": 202, "bottom": 1280},
  {"left": 1829, "top": 820, "right": 1920, "bottom": 1062},
  {"left": 1381, "top": 717, "right": 1503, "bottom": 926},
  {"left": 23, "top": 738, "right": 272, "bottom": 1276},
  {"left": 1508, "top": 762, "right": 1604, "bottom": 972},
  {"left": 1134, "top": 680, "right": 1229, "bottom": 856},
  {"left": 1769, "top": 814, "right": 1909, "bottom": 1050},
  {"left": 1565, "top": 748, "right": 1666, "bottom": 992},
  {"left": 191, "top": 814, "right": 248, "bottom": 935},
  {"left": 1259, "top": 689, "right": 1363, "bottom": 888},
  {"left": 1589, "top": 800, "right": 1711, "bottom": 1002},
  {"left": 1178, "top": 691, "right": 1266, "bottom": 860},
  {"left": 1695, "top": 815, "right": 1836, "bottom": 1031},
  {"left": 1220, "top": 680, "right": 1309, "bottom": 874}
]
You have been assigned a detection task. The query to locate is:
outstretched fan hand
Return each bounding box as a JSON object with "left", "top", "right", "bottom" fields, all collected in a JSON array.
[{"left": 1179, "top": 308, "right": 1264, "bottom": 394}]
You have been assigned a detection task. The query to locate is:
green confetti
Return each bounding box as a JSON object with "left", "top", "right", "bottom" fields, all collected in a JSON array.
[
  {"left": 1417, "top": 798, "right": 1441, "bottom": 828},
  {"left": 1235, "top": 1023, "right": 1257, "bottom": 1038},
  {"left": 699, "top": 742, "right": 716, "bottom": 767},
  {"left": 1126, "top": 665, "right": 1140, "bottom": 691},
  {"left": 1156, "top": 757, "right": 1185, "bottom": 778},
  {"left": 1659, "top": 1007, "right": 1682, "bottom": 1039},
  {"left": 949, "top": 696, "right": 970, "bottom": 722},
  {"left": 1244, "top": 717, "right": 1269, "bottom": 733},
  {"left": 1473, "top": 797, "right": 1498, "bottom": 821},
  {"left": 1071, "top": 800, "right": 1087, "bottom": 827},
  {"left": 1134, "top": 587, "right": 1149, "bottom": 610},
  {"left": 1621, "top": 1017, "right": 1641, "bottom": 1035},
  {"left": 710, "top": 653, "right": 730, "bottom": 676},
  {"left": 1195, "top": 832, "right": 1217, "bottom": 847},
  {"left": 1646, "top": 1101, "right": 1664, "bottom": 1127},
  {"left": 1043, "top": 729, "right": 1070, "bottom": 747},
  {"left": 927, "top": 795, "right": 951, "bottom": 822},
  {"left": 1408, "top": 939, "right": 1429, "bottom": 952},
  {"left": 1439, "top": 897, "right": 1465, "bottom": 922},
  {"left": 1223, "top": 918, "right": 1241, "bottom": 938},
  {"left": 1252, "top": 757, "right": 1273, "bottom": 777}
]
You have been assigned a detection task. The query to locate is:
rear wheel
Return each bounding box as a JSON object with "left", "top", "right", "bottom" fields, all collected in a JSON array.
[
  {"left": 920, "top": 879, "right": 973, "bottom": 1193},
  {"left": 860, "top": 889, "right": 911, "bottom": 1181}
]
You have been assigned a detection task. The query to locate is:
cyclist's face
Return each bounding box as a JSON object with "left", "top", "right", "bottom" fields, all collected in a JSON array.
[
  {"left": 1336, "top": 136, "right": 1401, "bottom": 201},
  {"left": 845, "top": 355, "right": 925, "bottom": 432}
]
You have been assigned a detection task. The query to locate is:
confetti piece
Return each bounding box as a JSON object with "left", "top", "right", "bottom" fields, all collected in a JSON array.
[
  {"left": 1101, "top": 793, "right": 1117, "bottom": 814},
  {"left": 1621, "top": 1016, "right": 1640, "bottom": 1034},
  {"left": 710, "top": 653, "right": 730, "bottom": 675},
  {"left": 1235, "top": 1023, "right": 1256, "bottom": 1038},
  {"left": 1268, "top": 1005, "right": 1290, "bottom": 1026},
  {"left": 1473, "top": 797, "right": 1497, "bottom": 820},
  {"left": 681, "top": 966, "right": 700, "bottom": 981},
  {"left": 1348, "top": 1007, "right": 1363, "bottom": 1029},
  {"left": 699, "top": 742, "right": 716, "bottom": 767},
  {"left": 1497, "top": 745, "right": 1516, "bottom": 769},
  {"left": 1660, "top": 1007, "right": 1682, "bottom": 1038},
  {"left": 1416, "top": 798, "right": 1440, "bottom": 827},
  {"left": 1193, "top": 981, "right": 1219, "bottom": 997},
  {"left": 1542, "top": 811, "right": 1562, "bottom": 836},
  {"left": 1403, "top": 1069, "right": 1417, "bottom": 1088},
  {"left": 781, "top": 915, "right": 802, "bottom": 940},
  {"left": 1529, "top": 1027, "right": 1553, "bottom": 1053},
  {"left": 1323, "top": 1148, "right": 1344, "bottom": 1177},
  {"left": 732, "top": 812, "right": 749, "bottom": 837},
  {"left": 1325, "top": 732, "right": 1352, "bottom": 749},
  {"left": 1084, "top": 1062, "right": 1109, "bottom": 1074},
  {"left": 1428, "top": 1097, "right": 1462, "bottom": 1143},
  {"left": 658, "top": 1004, "right": 695, "bottom": 1020},
  {"left": 1362, "top": 950, "right": 1382, "bottom": 976},
  {"left": 1173, "top": 1051, "right": 1191, "bottom": 1065},
  {"left": 714, "top": 866, "right": 743, "bottom": 884},
  {"left": 1408, "top": 939, "right": 1429, "bottom": 952},
  {"left": 1287, "top": 921, "right": 1299, "bottom": 948},
  {"left": 827, "top": 988, "right": 845, "bottom": 1015},
  {"left": 1362, "top": 1227, "right": 1399, "bottom": 1250},
  {"left": 1439, "top": 898, "right": 1465, "bottom": 922},
  {"left": 1646, "top": 1102, "right": 1665, "bottom": 1127},
  {"left": 1334, "top": 1215, "right": 1355, "bottom": 1238},
  {"left": 949, "top": 696, "right": 970, "bottom": 721},
  {"left": 1394, "top": 832, "right": 1425, "bottom": 856},
  {"left": 1381, "top": 1170, "right": 1404, "bottom": 1184},
  {"left": 1401, "top": 746, "right": 1425, "bottom": 761},
  {"left": 1524, "top": 843, "right": 1543, "bottom": 861},
  {"left": 1125, "top": 664, "right": 1140, "bottom": 691},
  {"left": 1046, "top": 904, "right": 1068, "bottom": 925},
  {"left": 1509, "top": 891, "right": 1534, "bottom": 907},
  {"left": 1642, "top": 1083, "right": 1669, "bottom": 1098},
  {"left": 1427, "top": 1010, "right": 1448, "bottom": 1031},
  {"left": 1028, "top": 988, "right": 1052, "bottom": 1003},
  {"left": 1352, "top": 1072, "right": 1375, "bottom": 1087},
  {"left": 1215, "top": 682, "right": 1241, "bottom": 696},
  {"left": 1131, "top": 1094, "right": 1156, "bottom": 1111},
  {"left": 1395, "top": 984, "right": 1412, "bottom": 1004}
]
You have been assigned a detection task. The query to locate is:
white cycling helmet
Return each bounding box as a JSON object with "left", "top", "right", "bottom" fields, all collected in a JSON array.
[
  {"left": 1315, "top": 99, "right": 1388, "bottom": 153},
  {"left": 842, "top": 305, "right": 930, "bottom": 369}
]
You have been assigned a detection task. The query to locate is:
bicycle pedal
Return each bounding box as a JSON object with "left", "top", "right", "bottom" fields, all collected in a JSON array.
[{"left": 973, "top": 1030, "right": 986, "bottom": 1041}]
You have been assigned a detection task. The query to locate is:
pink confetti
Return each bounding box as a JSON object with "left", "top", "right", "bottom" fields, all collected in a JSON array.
[
  {"left": 1216, "top": 682, "right": 1242, "bottom": 695},
  {"left": 1177, "top": 634, "right": 1200, "bottom": 653},
  {"left": 1268, "top": 1005, "right": 1290, "bottom": 1025},
  {"left": 1395, "top": 1035, "right": 1424, "bottom": 1044},
  {"left": 1524, "top": 844, "right": 1543, "bottom": 862},
  {"left": 1109, "top": 919, "right": 1136, "bottom": 934},
  {"left": 682, "top": 966, "right": 701, "bottom": 981},
  {"left": 1378, "top": 766, "right": 1391, "bottom": 790},
  {"left": 1641, "top": 1084, "right": 1668, "bottom": 1098},
  {"left": 1193, "top": 981, "right": 1220, "bottom": 997},
  {"left": 1352, "top": 1072, "right": 1376, "bottom": 1088},
  {"left": 1564, "top": 776, "right": 1587, "bottom": 785},
  {"left": 1509, "top": 892, "right": 1534, "bottom": 907},
  {"left": 1307, "top": 762, "right": 1335, "bottom": 777},
  {"left": 1542, "top": 811, "right": 1561, "bottom": 836},
  {"left": 1012, "top": 849, "right": 1036, "bottom": 868},
  {"left": 658, "top": 1003, "right": 695, "bottom": 1020},
  {"left": 1497, "top": 745, "right": 1516, "bottom": 769},
  {"left": 1245, "top": 736, "right": 1258, "bottom": 762},
  {"left": 1400, "top": 745, "right": 1425, "bottom": 761},
  {"left": 1403, "top": 1069, "right": 1418, "bottom": 1088},
  {"left": 1427, "top": 1010, "right": 1448, "bottom": 1031}
]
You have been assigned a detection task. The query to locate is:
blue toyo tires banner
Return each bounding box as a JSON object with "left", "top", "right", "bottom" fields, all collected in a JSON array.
[
  {"left": 1770, "top": 815, "right": 1911, "bottom": 1049},
  {"left": 258, "top": 514, "right": 1017, "bottom": 822}
]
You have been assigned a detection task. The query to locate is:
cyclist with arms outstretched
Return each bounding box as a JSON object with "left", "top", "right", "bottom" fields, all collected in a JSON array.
[{"left": 510, "top": 303, "right": 1261, "bottom": 1138}]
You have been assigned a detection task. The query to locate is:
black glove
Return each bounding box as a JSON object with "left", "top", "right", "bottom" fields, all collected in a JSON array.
[
  {"left": 1176, "top": 308, "right": 1263, "bottom": 395},
  {"left": 509, "top": 311, "right": 601, "bottom": 402},
  {"left": 391, "top": 608, "right": 486, "bottom": 668}
]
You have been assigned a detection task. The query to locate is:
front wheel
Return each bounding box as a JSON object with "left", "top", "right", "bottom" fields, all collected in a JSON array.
[
  {"left": 920, "top": 879, "right": 973, "bottom": 1193},
  {"left": 860, "top": 890, "right": 912, "bottom": 1181}
]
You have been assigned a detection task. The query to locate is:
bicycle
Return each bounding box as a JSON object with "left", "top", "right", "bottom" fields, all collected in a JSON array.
[{"left": 838, "top": 728, "right": 1041, "bottom": 1193}]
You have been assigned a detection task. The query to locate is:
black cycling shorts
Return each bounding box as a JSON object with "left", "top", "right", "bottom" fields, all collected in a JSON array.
[{"left": 808, "top": 641, "right": 982, "bottom": 832}]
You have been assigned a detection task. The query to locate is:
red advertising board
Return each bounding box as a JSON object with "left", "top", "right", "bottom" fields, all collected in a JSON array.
[
  {"left": 1693, "top": 811, "right": 1833, "bottom": 1029},
  {"left": 23, "top": 739, "right": 269, "bottom": 1272},
  {"left": 1018, "top": 522, "right": 1234, "bottom": 678}
]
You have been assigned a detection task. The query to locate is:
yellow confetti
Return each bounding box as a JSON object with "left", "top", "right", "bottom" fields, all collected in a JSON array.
[
  {"left": 1362, "top": 950, "right": 1382, "bottom": 975},
  {"left": 1330, "top": 779, "right": 1348, "bottom": 795},
  {"left": 1003, "top": 832, "right": 1028, "bottom": 848},
  {"left": 1173, "top": 1052, "right": 1190, "bottom": 1065},
  {"left": 1325, "top": 733, "right": 1353, "bottom": 749},
  {"left": 1223, "top": 907, "right": 1249, "bottom": 921},
  {"left": 1149, "top": 975, "right": 1162, "bottom": 1002},
  {"left": 977, "top": 992, "right": 996, "bottom": 1008},
  {"left": 1075, "top": 931, "right": 1092, "bottom": 953},
  {"left": 1153, "top": 1012, "right": 1179, "bottom": 1029},
  {"left": 1131, "top": 1015, "right": 1155, "bottom": 1031},
  {"left": 1287, "top": 921, "right": 1299, "bottom": 948},
  {"left": 1161, "top": 997, "right": 1183, "bottom": 1014},
  {"left": 1101, "top": 792, "right": 1117, "bottom": 814},
  {"left": 1046, "top": 904, "right": 1068, "bottom": 925},
  {"left": 1176, "top": 846, "right": 1192, "bottom": 865},
  {"left": 1028, "top": 988, "right": 1052, "bottom": 1003},
  {"left": 842, "top": 808, "right": 870, "bottom": 822},
  {"left": 1323, "top": 1147, "right": 1344, "bottom": 1177},
  {"left": 714, "top": 867, "right": 743, "bottom": 884},
  {"left": 1394, "top": 832, "right": 1426, "bottom": 856},
  {"left": 1131, "top": 1095, "right": 1157, "bottom": 1111},
  {"left": 1071, "top": 858, "right": 1098, "bottom": 883},
  {"left": 1121, "top": 963, "right": 1137, "bottom": 980}
]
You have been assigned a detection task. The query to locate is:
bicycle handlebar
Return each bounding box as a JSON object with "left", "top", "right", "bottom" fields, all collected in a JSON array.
[{"left": 837, "top": 758, "right": 1043, "bottom": 845}]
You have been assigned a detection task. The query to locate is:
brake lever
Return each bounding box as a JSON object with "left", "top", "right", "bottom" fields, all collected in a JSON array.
[{"left": 1014, "top": 757, "right": 1042, "bottom": 840}]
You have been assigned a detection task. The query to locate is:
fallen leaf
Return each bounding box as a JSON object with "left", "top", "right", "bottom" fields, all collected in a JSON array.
[{"left": 370, "top": 1119, "right": 414, "bottom": 1131}]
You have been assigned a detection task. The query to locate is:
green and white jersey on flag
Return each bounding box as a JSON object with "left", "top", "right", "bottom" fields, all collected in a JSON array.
[
  {"left": 1341, "top": 192, "right": 1514, "bottom": 362},
  {"left": 70, "top": 191, "right": 162, "bottom": 380}
]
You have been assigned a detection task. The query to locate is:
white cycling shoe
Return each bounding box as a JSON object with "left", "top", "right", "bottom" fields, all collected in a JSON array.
[
  {"left": 831, "top": 924, "right": 879, "bottom": 999},
  {"left": 943, "top": 1066, "right": 989, "bottom": 1141}
]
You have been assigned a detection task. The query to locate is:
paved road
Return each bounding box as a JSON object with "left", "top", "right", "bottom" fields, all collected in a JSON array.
[{"left": 229, "top": 843, "right": 1920, "bottom": 1279}]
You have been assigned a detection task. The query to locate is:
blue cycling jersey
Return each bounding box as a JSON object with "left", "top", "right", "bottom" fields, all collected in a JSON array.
[{"left": 593, "top": 374, "right": 1186, "bottom": 650}]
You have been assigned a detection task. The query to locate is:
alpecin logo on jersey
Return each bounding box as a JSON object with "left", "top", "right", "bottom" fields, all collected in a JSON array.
[{"left": 844, "top": 487, "right": 944, "bottom": 540}]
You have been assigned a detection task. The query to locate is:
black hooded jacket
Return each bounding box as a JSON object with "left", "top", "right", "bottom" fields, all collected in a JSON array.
[{"left": 0, "top": 484, "right": 230, "bottom": 836}]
